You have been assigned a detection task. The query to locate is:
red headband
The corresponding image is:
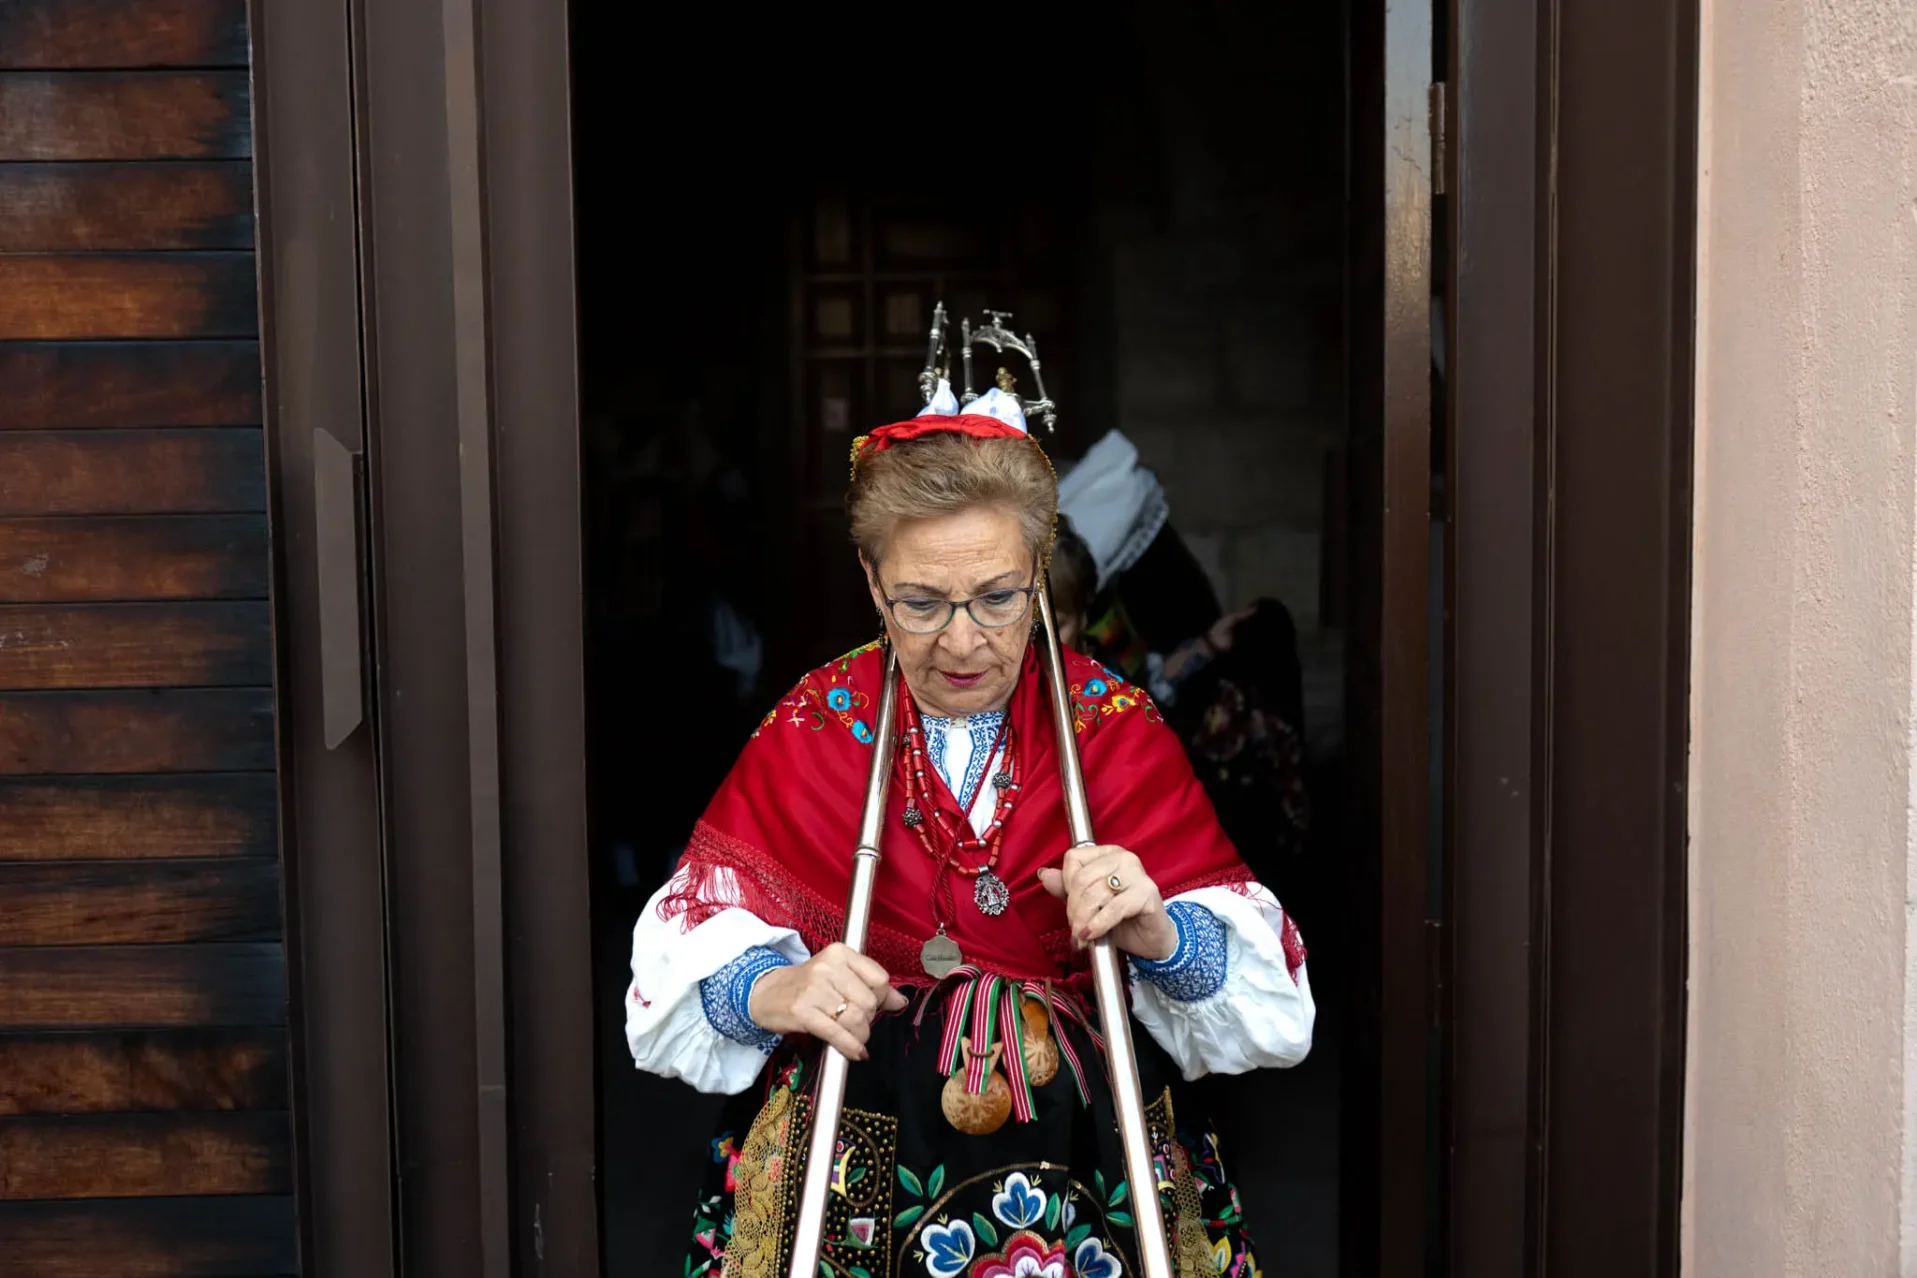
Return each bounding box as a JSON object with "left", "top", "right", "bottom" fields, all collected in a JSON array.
[{"left": 851, "top": 413, "right": 1029, "bottom": 460}]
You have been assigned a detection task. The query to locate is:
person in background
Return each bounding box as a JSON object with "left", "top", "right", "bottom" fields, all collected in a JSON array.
[
  {"left": 1056, "top": 430, "right": 1222, "bottom": 660},
  {"left": 1047, "top": 520, "right": 1244, "bottom": 705},
  {"left": 1049, "top": 505, "right": 1312, "bottom": 884}
]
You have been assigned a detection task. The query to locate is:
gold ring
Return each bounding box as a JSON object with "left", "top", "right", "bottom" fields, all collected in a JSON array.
[
  {"left": 832, "top": 1000, "right": 849, "bottom": 1020},
  {"left": 1107, "top": 873, "right": 1124, "bottom": 894}
]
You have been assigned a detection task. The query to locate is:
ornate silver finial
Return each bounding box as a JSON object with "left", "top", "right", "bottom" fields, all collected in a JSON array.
[
  {"left": 918, "top": 302, "right": 949, "bottom": 405},
  {"left": 962, "top": 310, "right": 1058, "bottom": 433},
  {"left": 919, "top": 299, "right": 1061, "bottom": 433}
]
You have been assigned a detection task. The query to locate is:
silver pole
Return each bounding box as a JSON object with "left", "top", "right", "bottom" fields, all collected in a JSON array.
[
  {"left": 787, "top": 649, "right": 902, "bottom": 1278},
  {"left": 1033, "top": 582, "right": 1175, "bottom": 1278}
]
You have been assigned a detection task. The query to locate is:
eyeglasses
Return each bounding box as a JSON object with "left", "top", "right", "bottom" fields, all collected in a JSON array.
[{"left": 877, "top": 570, "right": 1041, "bottom": 635}]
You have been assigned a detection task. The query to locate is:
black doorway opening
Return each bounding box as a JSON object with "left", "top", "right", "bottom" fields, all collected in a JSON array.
[{"left": 568, "top": 8, "right": 1363, "bottom": 1273}]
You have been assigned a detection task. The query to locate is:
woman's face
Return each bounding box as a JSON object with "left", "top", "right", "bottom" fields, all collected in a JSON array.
[{"left": 864, "top": 504, "right": 1036, "bottom": 719}]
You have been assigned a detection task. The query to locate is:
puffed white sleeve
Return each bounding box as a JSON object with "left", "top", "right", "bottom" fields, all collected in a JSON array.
[
  {"left": 624, "top": 868, "right": 812, "bottom": 1094},
  {"left": 1127, "top": 883, "right": 1314, "bottom": 1080}
]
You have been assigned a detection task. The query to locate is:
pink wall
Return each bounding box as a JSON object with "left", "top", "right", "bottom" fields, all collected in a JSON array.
[{"left": 1686, "top": 0, "right": 1917, "bottom": 1271}]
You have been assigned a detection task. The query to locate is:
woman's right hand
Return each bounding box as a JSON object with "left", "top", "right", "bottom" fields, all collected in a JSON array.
[{"left": 746, "top": 943, "right": 907, "bottom": 1061}]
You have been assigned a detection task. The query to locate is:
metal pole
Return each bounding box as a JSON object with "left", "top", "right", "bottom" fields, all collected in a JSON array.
[
  {"left": 787, "top": 649, "right": 902, "bottom": 1278},
  {"left": 1033, "top": 582, "right": 1175, "bottom": 1278}
]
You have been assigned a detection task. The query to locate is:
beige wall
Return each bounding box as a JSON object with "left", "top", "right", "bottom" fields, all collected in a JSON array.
[{"left": 1686, "top": 0, "right": 1917, "bottom": 1272}]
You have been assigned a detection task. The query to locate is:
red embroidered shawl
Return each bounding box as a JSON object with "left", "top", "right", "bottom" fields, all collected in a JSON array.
[{"left": 661, "top": 641, "right": 1259, "bottom": 987}]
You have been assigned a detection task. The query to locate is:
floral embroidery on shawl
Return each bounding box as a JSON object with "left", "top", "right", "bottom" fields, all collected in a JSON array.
[
  {"left": 756, "top": 640, "right": 883, "bottom": 742},
  {"left": 1068, "top": 665, "right": 1159, "bottom": 734}
]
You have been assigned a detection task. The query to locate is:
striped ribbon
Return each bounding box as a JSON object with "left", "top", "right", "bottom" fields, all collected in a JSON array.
[{"left": 918, "top": 966, "right": 1106, "bottom": 1123}]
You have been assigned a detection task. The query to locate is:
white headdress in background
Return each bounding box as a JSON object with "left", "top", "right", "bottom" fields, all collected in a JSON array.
[{"left": 1056, "top": 430, "right": 1168, "bottom": 590}]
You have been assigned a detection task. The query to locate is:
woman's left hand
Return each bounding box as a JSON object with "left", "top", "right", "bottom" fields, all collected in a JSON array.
[{"left": 1037, "top": 845, "right": 1179, "bottom": 962}]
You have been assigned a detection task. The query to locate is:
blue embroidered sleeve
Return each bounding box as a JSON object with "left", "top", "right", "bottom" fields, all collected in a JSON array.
[
  {"left": 698, "top": 946, "right": 791, "bottom": 1054},
  {"left": 1131, "top": 900, "right": 1229, "bottom": 1002}
]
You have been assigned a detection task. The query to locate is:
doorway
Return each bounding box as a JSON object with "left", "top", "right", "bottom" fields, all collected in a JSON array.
[
  {"left": 240, "top": 0, "right": 1704, "bottom": 1266},
  {"left": 568, "top": 6, "right": 1397, "bottom": 1275}
]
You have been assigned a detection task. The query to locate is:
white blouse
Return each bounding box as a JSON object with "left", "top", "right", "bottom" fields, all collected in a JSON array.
[{"left": 625, "top": 713, "right": 1315, "bottom": 1093}]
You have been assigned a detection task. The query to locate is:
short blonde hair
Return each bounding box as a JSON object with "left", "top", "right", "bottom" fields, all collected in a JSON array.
[{"left": 847, "top": 434, "right": 1057, "bottom": 565}]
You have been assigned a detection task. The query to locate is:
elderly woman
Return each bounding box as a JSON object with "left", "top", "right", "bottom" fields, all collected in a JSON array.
[{"left": 626, "top": 383, "right": 1314, "bottom": 1278}]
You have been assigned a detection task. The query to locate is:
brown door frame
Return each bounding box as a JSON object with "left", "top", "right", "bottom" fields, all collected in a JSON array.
[
  {"left": 1444, "top": 0, "right": 1698, "bottom": 1273},
  {"left": 347, "top": 0, "right": 596, "bottom": 1269},
  {"left": 249, "top": 2, "right": 398, "bottom": 1274},
  {"left": 1536, "top": 0, "right": 1697, "bottom": 1268},
  {"left": 470, "top": 0, "right": 599, "bottom": 1270},
  {"left": 1347, "top": 0, "right": 1437, "bottom": 1269},
  {"left": 254, "top": 0, "right": 597, "bottom": 1274},
  {"left": 1444, "top": 0, "right": 1542, "bottom": 1269}
]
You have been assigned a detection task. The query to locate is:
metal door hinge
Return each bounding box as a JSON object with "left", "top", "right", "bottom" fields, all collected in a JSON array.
[{"left": 1429, "top": 81, "right": 1449, "bottom": 196}]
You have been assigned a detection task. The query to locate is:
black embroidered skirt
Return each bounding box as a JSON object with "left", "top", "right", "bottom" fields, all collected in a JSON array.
[{"left": 682, "top": 1003, "right": 1261, "bottom": 1278}]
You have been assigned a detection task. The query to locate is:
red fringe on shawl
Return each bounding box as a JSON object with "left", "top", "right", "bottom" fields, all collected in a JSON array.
[
  {"left": 1279, "top": 910, "right": 1307, "bottom": 983},
  {"left": 658, "top": 822, "right": 949, "bottom": 992},
  {"left": 656, "top": 824, "right": 1278, "bottom": 991}
]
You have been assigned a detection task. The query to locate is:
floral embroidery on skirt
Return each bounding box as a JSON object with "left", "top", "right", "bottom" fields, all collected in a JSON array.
[{"left": 681, "top": 1016, "right": 1261, "bottom": 1277}]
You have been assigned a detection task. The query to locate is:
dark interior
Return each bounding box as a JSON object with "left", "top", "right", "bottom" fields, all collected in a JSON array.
[{"left": 568, "top": 7, "right": 1363, "bottom": 1272}]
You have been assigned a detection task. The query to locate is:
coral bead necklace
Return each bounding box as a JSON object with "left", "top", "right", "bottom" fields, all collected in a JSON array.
[{"left": 898, "top": 694, "right": 1022, "bottom": 918}]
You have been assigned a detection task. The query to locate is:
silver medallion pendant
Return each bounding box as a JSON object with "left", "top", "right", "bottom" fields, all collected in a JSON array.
[
  {"left": 921, "top": 929, "right": 963, "bottom": 979},
  {"left": 973, "top": 869, "right": 1011, "bottom": 916}
]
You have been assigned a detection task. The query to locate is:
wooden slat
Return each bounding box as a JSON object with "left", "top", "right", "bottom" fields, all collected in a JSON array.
[
  {"left": 0, "top": 515, "right": 269, "bottom": 602},
  {"left": 0, "top": 342, "right": 261, "bottom": 430},
  {"left": 0, "top": 254, "right": 257, "bottom": 340},
  {"left": 0, "top": 430, "right": 264, "bottom": 515},
  {"left": 0, "top": 944, "right": 285, "bottom": 1028},
  {"left": 0, "top": 602, "right": 271, "bottom": 689},
  {"left": 0, "top": 0, "right": 249, "bottom": 70},
  {"left": 0, "top": 689, "right": 274, "bottom": 774},
  {"left": 0, "top": 1195, "right": 296, "bottom": 1277},
  {"left": 0, "top": 72, "right": 250, "bottom": 160},
  {"left": 0, "top": 162, "right": 253, "bottom": 251},
  {"left": 0, "top": 1028, "right": 287, "bottom": 1114},
  {"left": 0, "top": 775, "right": 276, "bottom": 861},
  {"left": 0, "top": 860, "right": 279, "bottom": 945},
  {"left": 0, "top": 1110, "right": 288, "bottom": 1198}
]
